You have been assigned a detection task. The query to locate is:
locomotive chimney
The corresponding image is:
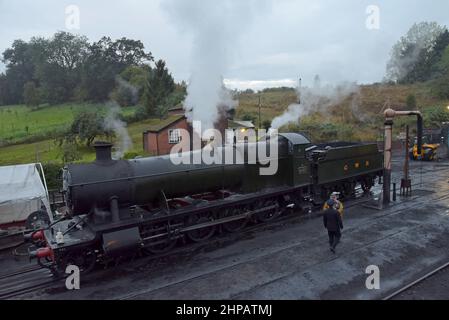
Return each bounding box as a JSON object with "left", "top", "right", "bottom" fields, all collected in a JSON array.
[{"left": 94, "top": 141, "right": 113, "bottom": 162}]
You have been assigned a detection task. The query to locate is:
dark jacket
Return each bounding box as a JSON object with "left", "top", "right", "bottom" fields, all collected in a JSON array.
[{"left": 323, "top": 208, "right": 343, "bottom": 232}]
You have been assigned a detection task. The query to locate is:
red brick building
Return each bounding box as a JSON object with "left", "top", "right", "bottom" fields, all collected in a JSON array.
[
  {"left": 143, "top": 115, "right": 191, "bottom": 156},
  {"left": 143, "top": 107, "right": 254, "bottom": 156}
]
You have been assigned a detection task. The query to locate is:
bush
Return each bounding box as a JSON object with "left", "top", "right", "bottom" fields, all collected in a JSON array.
[
  {"left": 68, "top": 110, "right": 113, "bottom": 146},
  {"left": 430, "top": 74, "right": 449, "bottom": 99},
  {"left": 57, "top": 140, "right": 82, "bottom": 163},
  {"left": 241, "top": 113, "right": 256, "bottom": 122},
  {"left": 41, "top": 162, "right": 63, "bottom": 190},
  {"left": 422, "top": 105, "right": 449, "bottom": 128},
  {"left": 262, "top": 120, "right": 271, "bottom": 130},
  {"left": 406, "top": 94, "right": 417, "bottom": 108},
  {"left": 123, "top": 151, "right": 139, "bottom": 159},
  {"left": 122, "top": 105, "right": 148, "bottom": 123}
]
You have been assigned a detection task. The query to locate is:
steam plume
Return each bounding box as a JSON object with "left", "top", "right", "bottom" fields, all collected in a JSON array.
[
  {"left": 270, "top": 80, "right": 360, "bottom": 130},
  {"left": 104, "top": 101, "right": 132, "bottom": 159},
  {"left": 163, "top": 0, "right": 267, "bottom": 133}
]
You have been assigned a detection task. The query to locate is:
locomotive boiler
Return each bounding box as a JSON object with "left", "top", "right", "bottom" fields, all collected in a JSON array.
[{"left": 28, "top": 133, "right": 383, "bottom": 274}]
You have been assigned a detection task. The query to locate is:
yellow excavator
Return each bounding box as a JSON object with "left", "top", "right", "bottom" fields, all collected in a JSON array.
[{"left": 409, "top": 136, "right": 440, "bottom": 161}]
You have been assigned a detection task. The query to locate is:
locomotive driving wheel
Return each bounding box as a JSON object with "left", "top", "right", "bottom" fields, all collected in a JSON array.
[
  {"left": 255, "top": 199, "right": 281, "bottom": 223},
  {"left": 142, "top": 222, "right": 177, "bottom": 254},
  {"left": 186, "top": 212, "right": 216, "bottom": 242},
  {"left": 361, "top": 177, "right": 374, "bottom": 193},
  {"left": 62, "top": 250, "right": 97, "bottom": 274},
  {"left": 221, "top": 206, "right": 249, "bottom": 233}
]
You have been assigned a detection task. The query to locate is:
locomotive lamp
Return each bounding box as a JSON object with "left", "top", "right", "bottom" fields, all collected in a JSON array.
[{"left": 383, "top": 108, "right": 423, "bottom": 204}]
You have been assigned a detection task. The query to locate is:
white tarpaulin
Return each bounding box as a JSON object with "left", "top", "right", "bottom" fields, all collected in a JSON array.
[{"left": 0, "top": 163, "right": 50, "bottom": 225}]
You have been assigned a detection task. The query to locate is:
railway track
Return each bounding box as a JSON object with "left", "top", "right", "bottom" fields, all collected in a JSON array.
[
  {"left": 0, "top": 265, "right": 59, "bottom": 299},
  {"left": 382, "top": 261, "right": 449, "bottom": 300},
  {"left": 0, "top": 230, "right": 25, "bottom": 251}
]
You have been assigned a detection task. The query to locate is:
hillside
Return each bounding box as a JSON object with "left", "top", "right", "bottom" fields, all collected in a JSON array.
[{"left": 236, "top": 82, "right": 449, "bottom": 142}]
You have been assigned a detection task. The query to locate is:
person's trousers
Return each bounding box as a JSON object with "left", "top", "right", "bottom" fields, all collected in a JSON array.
[{"left": 328, "top": 230, "right": 341, "bottom": 249}]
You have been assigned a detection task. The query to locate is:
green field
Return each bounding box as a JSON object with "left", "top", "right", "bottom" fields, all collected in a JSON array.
[
  {"left": 0, "top": 113, "right": 184, "bottom": 166},
  {"left": 0, "top": 103, "right": 137, "bottom": 146}
]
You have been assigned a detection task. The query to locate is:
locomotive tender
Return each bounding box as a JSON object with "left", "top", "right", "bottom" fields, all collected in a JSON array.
[{"left": 29, "top": 133, "right": 383, "bottom": 274}]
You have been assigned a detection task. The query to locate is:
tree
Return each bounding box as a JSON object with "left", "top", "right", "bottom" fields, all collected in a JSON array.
[
  {"left": 0, "top": 73, "right": 12, "bottom": 105},
  {"left": 155, "top": 104, "right": 169, "bottom": 119},
  {"left": 68, "top": 111, "right": 113, "bottom": 146},
  {"left": 23, "top": 81, "right": 40, "bottom": 107},
  {"left": 386, "top": 22, "right": 447, "bottom": 83},
  {"left": 37, "top": 32, "right": 89, "bottom": 104},
  {"left": 110, "top": 65, "right": 151, "bottom": 106},
  {"left": 262, "top": 120, "right": 271, "bottom": 130},
  {"left": 433, "top": 44, "right": 449, "bottom": 77},
  {"left": 142, "top": 59, "right": 175, "bottom": 115},
  {"left": 81, "top": 37, "right": 153, "bottom": 102},
  {"left": 0, "top": 32, "right": 157, "bottom": 106},
  {"left": 422, "top": 106, "right": 449, "bottom": 128},
  {"left": 58, "top": 140, "right": 82, "bottom": 163},
  {"left": 1, "top": 37, "right": 48, "bottom": 104}
]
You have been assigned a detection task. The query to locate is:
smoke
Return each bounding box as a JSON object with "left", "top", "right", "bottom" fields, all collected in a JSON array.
[
  {"left": 270, "top": 80, "right": 360, "bottom": 130},
  {"left": 115, "top": 75, "right": 139, "bottom": 105},
  {"left": 162, "top": 0, "right": 268, "bottom": 133},
  {"left": 104, "top": 101, "right": 132, "bottom": 159}
]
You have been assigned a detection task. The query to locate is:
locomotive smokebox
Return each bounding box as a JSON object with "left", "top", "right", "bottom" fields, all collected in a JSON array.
[{"left": 94, "top": 141, "right": 113, "bottom": 162}]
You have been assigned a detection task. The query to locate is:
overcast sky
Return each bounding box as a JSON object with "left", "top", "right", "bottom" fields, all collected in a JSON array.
[{"left": 1, "top": 0, "right": 449, "bottom": 89}]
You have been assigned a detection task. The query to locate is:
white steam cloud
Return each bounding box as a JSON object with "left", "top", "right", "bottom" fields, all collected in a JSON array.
[
  {"left": 270, "top": 80, "right": 360, "bottom": 130},
  {"left": 115, "top": 75, "right": 139, "bottom": 105},
  {"left": 104, "top": 101, "right": 132, "bottom": 159},
  {"left": 162, "top": 0, "right": 268, "bottom": 133}
]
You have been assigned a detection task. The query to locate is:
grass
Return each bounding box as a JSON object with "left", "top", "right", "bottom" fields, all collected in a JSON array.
[
  {"left": 0, "top": 103, "right": 137, "bottom": 146},
  {"left": 0, "top": 114, "right": 183, "bottom": 166}
]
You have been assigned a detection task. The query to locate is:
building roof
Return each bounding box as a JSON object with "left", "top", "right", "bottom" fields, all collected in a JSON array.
[
  {"left": 228, "top": 120, "right": 255, "bottom": 129},
  {"left": 168, "top": 104, "right": 184, "bottom": 111},
  {"left": 144, "top": 114, "right": 186, "bottom": 133}
]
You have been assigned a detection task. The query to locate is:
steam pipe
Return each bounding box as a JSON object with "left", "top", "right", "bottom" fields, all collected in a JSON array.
[{"left": 389, "top": 110, "right": 423, "bottom": 154}]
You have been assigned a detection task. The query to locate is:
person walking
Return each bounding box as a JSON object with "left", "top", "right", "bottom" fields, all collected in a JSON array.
[
  {"left": 323, "top": 199, "right": 344, "bottom": 253},
  {"left": 322, "top": 192, "right": 344, "bottom": 218}
]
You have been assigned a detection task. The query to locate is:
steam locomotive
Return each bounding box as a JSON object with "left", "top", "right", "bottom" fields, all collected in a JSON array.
[{"left": 28, "top": 133, "right": 383, "bottom": 274}]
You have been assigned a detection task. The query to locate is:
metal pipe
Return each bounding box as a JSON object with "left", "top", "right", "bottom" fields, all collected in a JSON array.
[
  {"left": 383, "top": 108, "right": 422, "bottom": 205},
  {"left": 383, "top": 112, "right": 394, "bottom": 204}
]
